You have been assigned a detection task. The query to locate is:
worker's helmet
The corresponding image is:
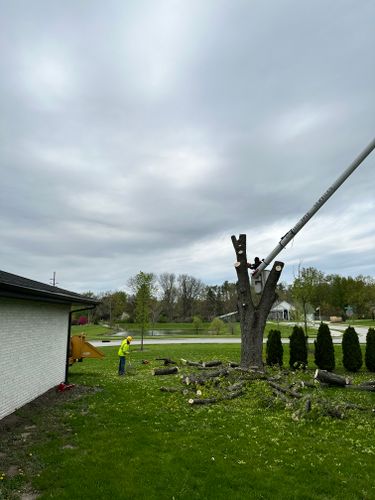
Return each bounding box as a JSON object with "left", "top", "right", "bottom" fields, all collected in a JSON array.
[{"left": 127, "top": 336, "right": 133, "bottom": 342}]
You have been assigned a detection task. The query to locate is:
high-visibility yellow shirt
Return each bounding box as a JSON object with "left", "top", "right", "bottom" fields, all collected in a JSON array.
[{"left": 118, "top": 340, "right": 130, "bottom": 357}]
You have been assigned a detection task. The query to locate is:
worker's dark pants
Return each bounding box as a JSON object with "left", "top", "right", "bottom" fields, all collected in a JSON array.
[{"left": 118, "top": 356, "right": 126, "bottom": 375}]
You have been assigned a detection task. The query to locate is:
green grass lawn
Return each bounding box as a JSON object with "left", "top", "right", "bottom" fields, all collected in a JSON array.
[{"left": 1, "top": 344, "right": 375, "bottom": 499}]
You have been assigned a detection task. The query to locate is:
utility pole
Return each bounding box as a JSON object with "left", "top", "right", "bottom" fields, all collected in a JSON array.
[
  {"left": 50, "top": 272, "right": 58, "bottom": 287},
  {"left": 253, "top": 136, "right": 375, "bottom": 278}
]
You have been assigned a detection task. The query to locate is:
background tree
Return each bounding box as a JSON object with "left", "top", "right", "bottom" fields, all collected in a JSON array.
[
  {"left": 266, "top": 329, "right": 283, "bottom": 366},
  {"left": 292, "top": 267, "right": 324, "bottom": 334},
  {"left": 314, "top": 322, "right": 335, "bottom": 371},
  {"left": 177, "top": 274, "right": 204, "bottom": 321},
  {"left": 158, "top": 273, "right": 177, "bottom": 321},
  {"left": 129, "top": 271, "right": 156, "bottom": 351},
  {"left": 192, "top": 315, "right": 203, "bottom": 334},
  {"left": 209, "top": 317, "right": 225, "bottom": 335},
  {"left": 365, "top": 328, "right": 375, "bottom": 372},
  {"left": 289, "top": 325, "right": 308, "bottom": 369},
  {"left": 342, "top": 326, "right": 362, "bottom": 372}
]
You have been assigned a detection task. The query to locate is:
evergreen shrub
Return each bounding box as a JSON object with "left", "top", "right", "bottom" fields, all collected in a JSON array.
[
  {"left": 342, "top": 326, "right": 362, "bottom": 372},
  {"left": 314, "top": 322, "right": 335, "bottom": 371},
  {"left": 266, "top": 329, "right": 283, "bottom": 366},
  {"left": 365, "top": 328, "right": 375, "bottom": 372},
  {"left": 289, "top": 325, "right": 307, "bottom": 369}
]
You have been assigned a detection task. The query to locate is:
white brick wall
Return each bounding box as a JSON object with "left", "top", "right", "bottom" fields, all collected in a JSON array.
[{"left": 0, "top": 298, "right": 71, "bottom": 420}]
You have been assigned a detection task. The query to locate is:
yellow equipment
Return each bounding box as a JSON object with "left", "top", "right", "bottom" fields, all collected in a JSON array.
[{"left": 69, "top": 334, "right": 105, "bottom": 365}]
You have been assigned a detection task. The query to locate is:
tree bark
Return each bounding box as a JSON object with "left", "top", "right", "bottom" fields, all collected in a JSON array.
[
  {"left": 231, "top": 234, "right": 284, "bottom": 369},
  {"left": 314, "top": 369, "right": 351, "bottom": 387}
]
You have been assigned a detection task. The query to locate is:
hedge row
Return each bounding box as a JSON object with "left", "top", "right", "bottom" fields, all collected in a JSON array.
[{"left": 265, "top": 324, "right": 375, "bottom": 373}]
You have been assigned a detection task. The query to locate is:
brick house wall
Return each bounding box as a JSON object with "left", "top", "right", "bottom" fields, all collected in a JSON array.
[{"left": 0, "top": 298, "right": 70, "bottom": 420}]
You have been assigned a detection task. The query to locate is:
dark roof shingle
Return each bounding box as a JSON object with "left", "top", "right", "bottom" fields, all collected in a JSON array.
[{"left": 0, "top": 270, "right": 98, "bottom": 305}]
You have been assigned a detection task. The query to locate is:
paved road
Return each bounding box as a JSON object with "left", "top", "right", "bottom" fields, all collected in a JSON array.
[{"left": 91, "top": 325, "right": 368, "bottom": 348}]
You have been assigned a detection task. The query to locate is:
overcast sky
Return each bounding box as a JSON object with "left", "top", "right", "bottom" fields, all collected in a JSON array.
[{"left": 1, "top": 0, "right": 374, "bottom": 294}]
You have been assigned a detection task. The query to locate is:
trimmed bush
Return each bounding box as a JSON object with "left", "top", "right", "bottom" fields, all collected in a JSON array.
[
  {"left": 289, "top": 325, "right": 307, "bottom": 369},
  {"left": 314, "top": 322, "right": 335, "bottom": 371},
  {"left": 342, "top": 326, "right": 362, "bottom": 372},
  {"left": 266, "top": 329, "right": 283, "bottom": 366},
  {"left": 365, "top": 328, "right": 375, "bottom": 372}
]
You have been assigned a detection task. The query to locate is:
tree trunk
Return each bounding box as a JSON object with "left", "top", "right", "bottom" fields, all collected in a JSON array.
[{"left": 231, "top": 234, "right": 284, "bottom": 369}]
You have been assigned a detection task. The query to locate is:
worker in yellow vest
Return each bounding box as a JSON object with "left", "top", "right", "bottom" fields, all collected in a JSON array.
[{"left": 118, "top": 336, "right": 133, "bottom": 375}]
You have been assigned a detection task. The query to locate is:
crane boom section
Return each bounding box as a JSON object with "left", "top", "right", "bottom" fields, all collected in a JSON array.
[{"left": 253, "top": 136, "right": 375, "bottom": 278}]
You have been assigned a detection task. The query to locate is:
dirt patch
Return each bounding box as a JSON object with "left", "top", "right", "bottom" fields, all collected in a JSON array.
[{"left": 0, "top": 384, "right": 102, "bottom": 499}]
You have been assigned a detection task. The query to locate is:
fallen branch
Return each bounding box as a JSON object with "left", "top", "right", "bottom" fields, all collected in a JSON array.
[
  {"left": 188, "top": 389, "right": 244, "bottom": 405},
  {"left": 268, "top": 381, "right": 302, "bottom": 399}
]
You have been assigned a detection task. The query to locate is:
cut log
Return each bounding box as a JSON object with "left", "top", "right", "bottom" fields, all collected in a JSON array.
[
  {"left": 345, "top": 385, "right": 375, "bottom": 392},
  {"left": 359, "top": 380, "right": 375, "bottom": 387},
  {"left": 202, "top": 360, "right": 222, "bottom": 368},
  {"left": 156, "top": 358, "right": 177, "bottom": 366},
  {"left": 182, "top": 368, "right": 229, "bottom": 386},
  {"left": 314, "top": 369, "right": 351, "bottom": 387},
  {"left": 160, "top": 386, "right": 181, "bottom": 393},
  {"left": 153, "top": 367, "right": 179, "bottom": 376},
  {"left": 228, "top": 362, "right": 240, "bottom": 368},
  {"left": 180, "top": 359, "right": 203, "bottom": 367}
]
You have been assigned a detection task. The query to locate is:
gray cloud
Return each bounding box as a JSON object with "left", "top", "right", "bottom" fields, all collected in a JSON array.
[{"left": 1, "top": 0, "right": 374, "bottom": 293}]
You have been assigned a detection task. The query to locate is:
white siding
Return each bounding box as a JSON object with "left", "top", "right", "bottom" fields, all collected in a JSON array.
[{"left": 0, "top": 299, "right": 70, "bottom": 420}]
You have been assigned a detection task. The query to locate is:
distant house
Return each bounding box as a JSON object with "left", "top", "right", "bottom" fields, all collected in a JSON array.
[
  {"left": 268, "top": 300, "right": 295, "bottom": 321},
  {"left": 0, "top": 270, "right": 98, "bottom": 421}
]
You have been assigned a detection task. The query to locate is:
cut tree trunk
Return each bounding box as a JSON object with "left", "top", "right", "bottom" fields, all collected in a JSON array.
[
  {"left": 314, "top": 369, "right": 351, "bottom": 387},
  {"left": 231, "top": 234, "right": 284, "bottom": 369}
]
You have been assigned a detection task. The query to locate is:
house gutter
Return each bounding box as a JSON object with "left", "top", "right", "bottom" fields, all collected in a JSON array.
[{"left": 65, "top": 304, "right": 97, "bottom": 384}]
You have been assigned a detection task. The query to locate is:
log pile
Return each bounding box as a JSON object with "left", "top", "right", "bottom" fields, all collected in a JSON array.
[{"left": 153, "top": 358, "right": 375, "bottom": 417}]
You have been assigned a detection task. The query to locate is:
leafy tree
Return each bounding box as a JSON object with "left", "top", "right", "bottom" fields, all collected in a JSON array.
[
  {"left": 342, "top": 326, "right": 362, "bottom": 372},
  {"left": 129, "top": 272, "right": 156, "bottom": 351},
  {"left": 289, "top": 325, "right": 308, "bottom": 369},
  {"left": 209, "top": 317, "right": 225, "bottom": 335},
  {"left": 266, "top": 329, "right": 283, "bottom": 366},
  {"left": 192, "top": 316, "right": 203, "bottom": 334},
  {"left": 365, "top": 328, "right": 375, "bottom": 372},
  {"left": 314, "top": 322, "right": 335, "bottom": 371},
  {"left": 291, "top": 267, "right": 324, "bottom": 334}
]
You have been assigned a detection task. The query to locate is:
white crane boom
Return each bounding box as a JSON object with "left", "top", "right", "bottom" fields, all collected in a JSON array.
[{"left": 253, "top": 136, "right": 375, "bottom": 278}]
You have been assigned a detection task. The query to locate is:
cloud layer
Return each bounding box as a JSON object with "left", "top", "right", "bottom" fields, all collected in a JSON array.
[{"left": 1, "top": 0, "right": 374, "bottom": 293}]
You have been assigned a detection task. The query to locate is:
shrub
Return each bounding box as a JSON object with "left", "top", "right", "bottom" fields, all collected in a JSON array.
[
  {"left": 342, "top": 326, "right": 362, "bottom": 372},
  {"left": 78, "top": 316, "right": 88, "bottom": 325},
  {"left": 266, "top": 329, "right": 283, "bottom": 366},
  {"left": 209, "top": 318, "right": 225, "bottom": 335},
  {"left": 314, "top": 322, "right": 335, "bottom": 371},
  {"left": 289, "top": 325, "right": 307, "bottom": 369},
  {"left": 365, "top": 328, "right": 375, "bottom": 372}
]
